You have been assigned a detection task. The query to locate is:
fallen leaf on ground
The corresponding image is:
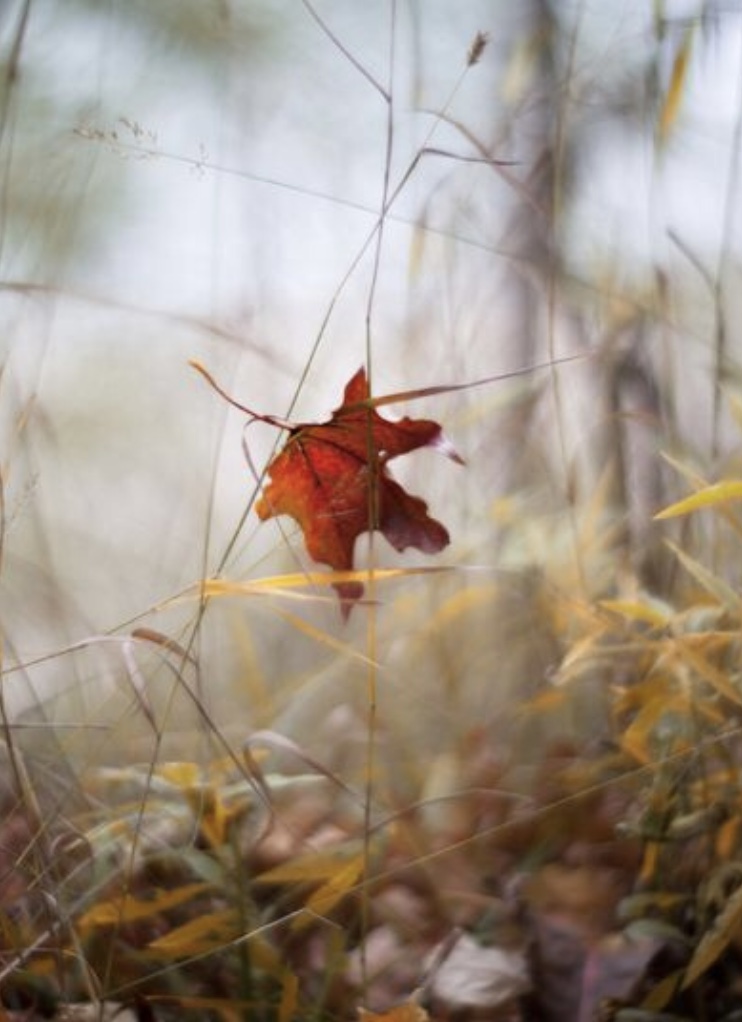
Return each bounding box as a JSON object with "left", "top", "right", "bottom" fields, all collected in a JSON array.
[
  {"left": 358, "top": 999, "right": 429, "bottom": 1021},
  {"left": 425, "top": 931, "right": 530, "bottom": 1010}
]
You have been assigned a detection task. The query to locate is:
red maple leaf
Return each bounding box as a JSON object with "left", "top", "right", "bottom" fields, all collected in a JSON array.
[{"left": 254, "top": 368, "right": 463, "bottom": 615}]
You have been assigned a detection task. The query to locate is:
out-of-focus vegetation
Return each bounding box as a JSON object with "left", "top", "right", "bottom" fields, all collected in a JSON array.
[{"left": 4, "top": 1, "right": 742, "bottom": 1019}]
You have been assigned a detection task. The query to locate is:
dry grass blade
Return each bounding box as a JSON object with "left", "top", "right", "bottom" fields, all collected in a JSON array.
[
  {"left": 654, "top": 480, "right": 742, "bottom": 519},
  {"left": 659, "top": 24, "right": 694, "bottom": 143},
  {"left": 243, "top": 729, "right": 362, "bottom": 806},
  {"left": 663, "top": 540, "right": 740, "bottom": 611},
  {"left": 270, "top": 605, "right": 380, "bottom": 665},
  {"left": 362, "top": 354, "right": 585, "bottom": 411}
]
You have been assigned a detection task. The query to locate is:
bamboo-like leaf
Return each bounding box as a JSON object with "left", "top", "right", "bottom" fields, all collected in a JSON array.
[
  {"left": 619, "top": 679, "right": 693, "bottom": 764},
  {"left": 599, "top": 599, "right": 670, "bottom": 627},
  {"left": 77, "top": 882, "right": 210, "bottom": 931},
  {"left": 663, "top": 541, "right": 740, "bottom": 612},
  {"left": 148, "top": 908, "right": 240, "bottom": 958},
  {"left": 256, "top": 847, "right": 363, "bottom": 886},
  {"left": 682, "top": 882, "right": 742, "bottom": 988},
  {"left": 519, "top": 687, "right": 569, "bottom": 716},
  {"left": 672, "top": 637, "right": 742, "bottom": 707},
  {"left": 716, "top": 816, "right": 741, "bottom": 860},
  {"left": 660, "top": 451, "right": 708, "bottom": 490},
  {"left": 640, "top": 841, "right": 661, "bottom": 885},
  {"left": 641, "top": 968, "right": 685, "bottom": 1011},
  {"left": 279, "top": 969, "right": 300, "bottom": 1022},
  {"left": 655, "top": 481, "right": 742, "bottom": 519},
  {"left": 197, "top": 788, "right": 231, "bottom": 849},
  {"left": 293, "top": 853, "right": 364, "bottom": 931},
  {"left": 553, "top": 633, "right": 609, "bottom": 685}
]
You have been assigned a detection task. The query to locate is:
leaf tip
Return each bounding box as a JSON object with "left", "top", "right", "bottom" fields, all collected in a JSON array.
[
  {"left": 189, "top": 357, "right": 222, "bottom": 394},
  {"left": 336, "top": 580, "right": 364, "bottom": 621},
  {"left": 432, "top": 431, "right": 465, "bottom": 465}
]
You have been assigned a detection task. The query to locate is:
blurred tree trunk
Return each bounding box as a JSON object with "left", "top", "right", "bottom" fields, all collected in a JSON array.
[{"left": 498, "top": 0, "right": 668, "bottom": 587}]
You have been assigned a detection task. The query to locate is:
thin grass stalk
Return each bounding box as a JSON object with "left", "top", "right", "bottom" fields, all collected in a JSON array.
[
  {"left": 711, "top": 41, "right": 742, "bottom": 462},
  {"left": 545, "top": 0, "right": 590, "bottom": 596},
  {"left": 229, "top": 827, "right": 258, "bottom": 1022},
  {"left": 358, "top": 0, "right": 397, "bottom": 994}
]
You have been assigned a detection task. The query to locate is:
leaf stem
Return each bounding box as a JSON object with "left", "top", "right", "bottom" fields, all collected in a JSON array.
[{"left": 189, "top": 359, "right": 291, "bottom": 430}]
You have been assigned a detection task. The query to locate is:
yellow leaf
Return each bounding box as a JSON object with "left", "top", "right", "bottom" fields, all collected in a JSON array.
[
  {"left": 157, "top": 761, "right": 201, "bottom": 787},
  {"left": 148, "top": 908, "right": 239, "bottom": 957},
  {"left": 599, "top": 599, "right": 670, "bottom": 627},
  {"left": 256, "top": 847, "right": 362, "bottom": 885},
  {"left": 619, "top": 681, "right": 693, "bottom": 765},
  {"left": 278, "top": 969, "right": 300, "bottom": 1022},
  {"left": 150, "top": 912, "right": 281, "bottom": 972},
  {"left": 77, "top": 883, "right": 210, "bottom": 931},
  {"left": 555, "top": 633, "right": 608, "bottom": 684},
  {"left": 359, "top": 1001, "right": 429, "bottom": 1022},
  {"left": 640, "top": 841, "right": 661, "bottom": 885},
  {"left": 672, "top": 637, "right": 742, "bottom": 707},
  {"left": 196, "top": 787, "right": 231, "bottom": 849},
  {"left": 717, "top": 817, "right": 741, "bottom": 860},
  {"left": 519, "top": 687, "right": 569, "bottom": 715},
  {"left": 655, "top": 481, "right": 742, "bottom": 519},
  {"left": 293, "top": 854, "right": 364, "bottom": 931}
]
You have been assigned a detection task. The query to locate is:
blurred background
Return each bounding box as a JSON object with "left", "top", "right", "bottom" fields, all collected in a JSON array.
[{"left": 1, "top": 0, "right": 741, "bottom": 788}]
